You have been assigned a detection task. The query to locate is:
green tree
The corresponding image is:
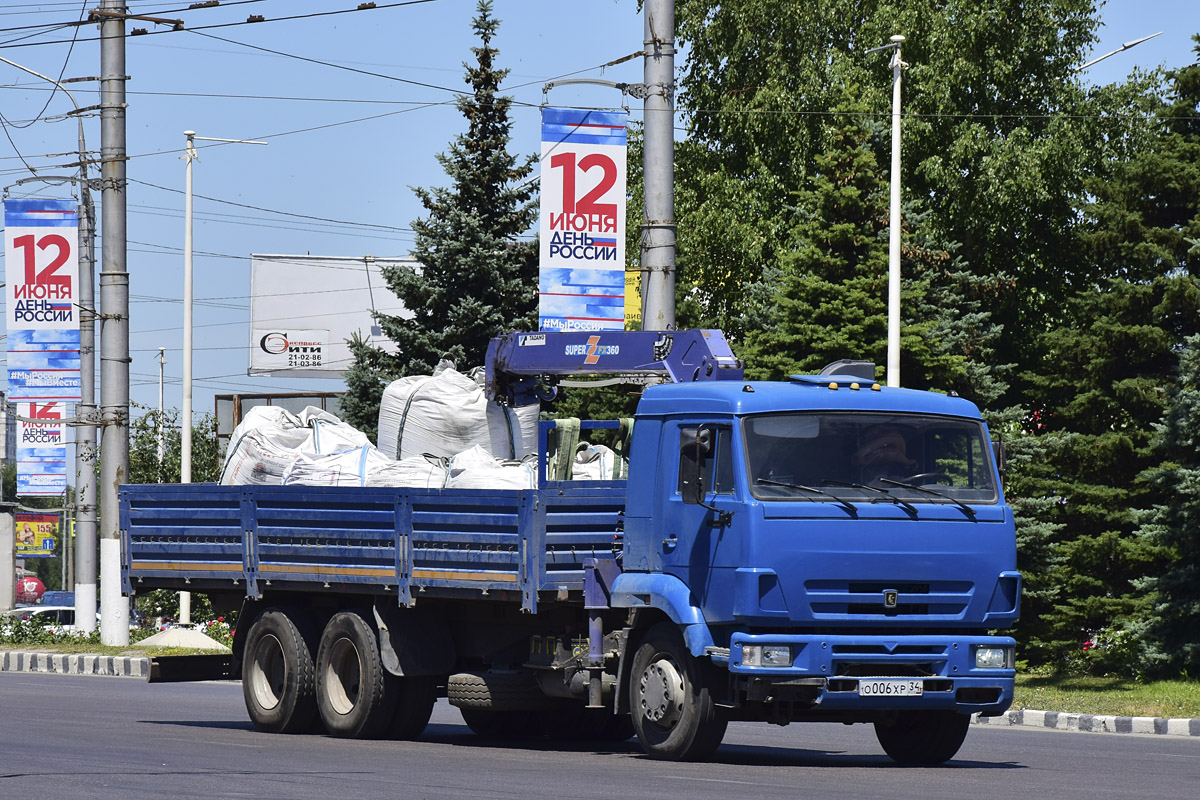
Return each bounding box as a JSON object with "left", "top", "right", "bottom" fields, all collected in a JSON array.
[
  {"left": 1010, "top": 39, "right": 1200, "bottom": 671},
  {"left": 1136, "top": 335, "right": 1200, "bottom": 678},
  {"left": 342, "top": 1, "right": 537, "bottom": 433},
  {"left": 128, "top": 405, "right": 223, "bottom": 484},
  {"left": 671, "top": 0, "right": 1137, "bottom": 405}
]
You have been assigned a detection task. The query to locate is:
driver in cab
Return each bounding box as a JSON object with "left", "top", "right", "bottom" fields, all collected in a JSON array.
[{"left": 852, "top": 425, "right": 918, "bottom": 486}]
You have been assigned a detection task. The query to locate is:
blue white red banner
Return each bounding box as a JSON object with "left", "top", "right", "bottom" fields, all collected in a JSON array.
[
  {"left": 17, "top": 400, "right": 68, "bottom": 495},
  {"left": 539, "top": 108, "right": 628, "bottom": 332},
  {"left": 5, "top": 198, "right": 82, "bottom": 402}
]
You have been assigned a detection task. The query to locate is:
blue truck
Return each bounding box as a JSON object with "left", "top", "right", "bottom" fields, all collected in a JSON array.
[{"left": 121, "top": 329, "right": 1019, "bottom": 763}]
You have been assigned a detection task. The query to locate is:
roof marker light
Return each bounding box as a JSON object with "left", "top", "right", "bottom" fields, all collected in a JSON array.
[
  {"left": 850, "top": 382, "right": 860, "bottom": 391},
  {"left": 828, "top": 382, "right": 839, "bottom": 390},
  {"left": 871, "top": 383, "right": 882, "bottom": 391}
]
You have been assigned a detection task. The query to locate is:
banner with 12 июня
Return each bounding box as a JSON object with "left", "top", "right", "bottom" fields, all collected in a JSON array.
[
  {"left": 5, "top": 198, "right": 81, "bottom": 400},
  {"left": 4, "top": 198, "right": 80, "bottom": 496},
  {"left": 538, "top": 108, "right": 628, "bottom": 332}
]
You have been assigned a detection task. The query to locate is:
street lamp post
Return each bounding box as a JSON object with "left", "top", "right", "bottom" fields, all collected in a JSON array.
[
  {"left": 181, "top": 132, "right": 265, "bottom": 624},
  {"left": 867, "top": 35, "right": 907, "bottom": 388},
  {"left": 157, "top": 347, "right": 166, "bottom": 474}
]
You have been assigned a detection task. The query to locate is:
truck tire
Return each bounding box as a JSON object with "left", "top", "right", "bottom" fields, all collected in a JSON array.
[
  {"left": 241, "top": 607, "right": 319, "bottom": 734},
  {"left": 874, "top": 710, "right": 971, "bottom": 765},
  {"left": 316, "top": 610, "right": 396, "bottom": 739},
  {"left": 388, "top": 674, "right": 438, "bottom": 740},
  {"left": 447, "top": 670, "right": 546, "bottom": 710},
  {"left": 629, "top": 623, "right": 727, "bottom": 761}
]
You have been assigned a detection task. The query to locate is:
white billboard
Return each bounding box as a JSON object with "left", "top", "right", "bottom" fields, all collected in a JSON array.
[{"left": 248, "top": 254, "right": 410, "bottom": 377}]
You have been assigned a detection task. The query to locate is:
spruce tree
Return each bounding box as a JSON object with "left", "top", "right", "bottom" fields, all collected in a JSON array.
[
  {"left": 1136, "top": 335, "right": 1200, "bottom": 678},
  {"left": 1012, "top": 38, "right": 1200, "bottom": 671},
  {"left": 341, "top": 1, "right": 537, "bottom": 434}
]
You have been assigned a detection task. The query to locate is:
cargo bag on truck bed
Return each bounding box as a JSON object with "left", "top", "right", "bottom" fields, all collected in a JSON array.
[{"left": 377, "top": 360, "right": 538, "bottom": 461}]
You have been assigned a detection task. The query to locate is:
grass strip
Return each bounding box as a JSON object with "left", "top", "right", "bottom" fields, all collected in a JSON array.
[{"left": 1015, "top": 674, "right": 1200, "bottom": 719}]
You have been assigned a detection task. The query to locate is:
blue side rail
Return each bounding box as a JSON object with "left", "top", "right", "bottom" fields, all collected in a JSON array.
[{"left": 120, "top": 483, "right": 624, "bottom": 613}]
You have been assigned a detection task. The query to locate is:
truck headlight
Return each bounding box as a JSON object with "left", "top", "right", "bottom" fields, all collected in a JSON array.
[
  {"left": 975, "top": 646, "right": 1013, "bottom": 669},
  {"left": 741, "top": 644, "right": 793, "bottom": 667}
]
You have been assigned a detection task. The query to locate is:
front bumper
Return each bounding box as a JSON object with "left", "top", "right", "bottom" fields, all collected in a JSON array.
[{"left": 723, "top": 632, "right": 1016, "bottom": 716}]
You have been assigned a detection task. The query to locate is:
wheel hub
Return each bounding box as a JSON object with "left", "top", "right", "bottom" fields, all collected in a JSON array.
[{"left": 639, "top": 657, "right": 684, "bottom": 728}]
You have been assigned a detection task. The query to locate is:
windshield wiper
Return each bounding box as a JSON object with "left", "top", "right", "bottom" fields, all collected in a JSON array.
[
  {"left": 758, "top": 478, "right": 858, "bottom": 518},
  {"left": 878, "top": 478, "right": 977, "bottom": 520},
  {"left": 823, "top": 480, "right": 919, "bottom": 518}
]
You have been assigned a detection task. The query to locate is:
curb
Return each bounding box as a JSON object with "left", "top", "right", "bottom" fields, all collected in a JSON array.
[
  {"left": 0, "top": 650, "right": 150, "bottom": 679},
  {"left": 974, "top": 709, "right": 1200, "bottom": 737}
]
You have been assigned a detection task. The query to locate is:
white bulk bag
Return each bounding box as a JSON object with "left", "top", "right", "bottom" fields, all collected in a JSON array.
[
  {"left": 220, "top": 405, "right": 371, "bottom": 486},
  {"left": 220, "top": 406, "right": 313, "bottom": 485},
  {"left": 377, "top": 361, "right": 538, "bottom": 461},
  {"left": 572, "top": 442, "right": 618, "bottom": 481},
  {"left": 365, "top": 454, "right": 451, "bottom": 489},
  {"left": 282, "top": 445, "right": 382, "bottom": 487},
  {"left": 446, "top": 445, "right": 537, "bottom": 490}
]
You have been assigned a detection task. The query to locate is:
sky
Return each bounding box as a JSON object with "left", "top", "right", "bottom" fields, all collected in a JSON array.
[{"left": 0, "top": 0, "right": 1196, "bottom": 437}]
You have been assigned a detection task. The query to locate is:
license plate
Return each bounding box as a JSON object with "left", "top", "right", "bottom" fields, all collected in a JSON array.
[{"left": 858, "top": 679, "right": 923, "bottom": 697}]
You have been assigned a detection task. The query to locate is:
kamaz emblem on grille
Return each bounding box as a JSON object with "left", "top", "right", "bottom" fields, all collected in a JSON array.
[{"left": 883, "top": 589, "right": 899, "bottom": 608}]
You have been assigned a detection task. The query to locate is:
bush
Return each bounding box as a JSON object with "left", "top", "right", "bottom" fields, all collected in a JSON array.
[{"left": 1062, "top": 626, "right": 1147, "bottom": 680}]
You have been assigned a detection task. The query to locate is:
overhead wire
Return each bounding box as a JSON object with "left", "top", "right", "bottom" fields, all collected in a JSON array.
[{"left": 0, "top": 0, "right": 447, "bottom": 51}]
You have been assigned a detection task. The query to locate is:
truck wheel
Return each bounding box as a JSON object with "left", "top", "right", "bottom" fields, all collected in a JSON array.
[
  {"left": 629, "top": 623, "right": 727, "bottom": 761},
  {"left": 388, "top": 675, "right": 438, "bottom": 740},
  {"left": 874, "top": 711, "right": 971, "bottom": 764},
  {"left": 241, "top": 607, "right": 319, "bottom": 734},
  {"left": 447, "top": 670, "right": 545, "bottom": 710},
  {"left": 316, "top": 611, "right": 396, "bottom": 739}
]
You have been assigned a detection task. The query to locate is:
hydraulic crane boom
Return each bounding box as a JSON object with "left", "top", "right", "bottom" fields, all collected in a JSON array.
[{"left": 484, "top": 329, "right": 744, "bottom": 405}]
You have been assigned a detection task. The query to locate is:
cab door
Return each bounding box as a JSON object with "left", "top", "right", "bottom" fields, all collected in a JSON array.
[{"left": 660, "top": 423, "right": 743, "bottom": 622}]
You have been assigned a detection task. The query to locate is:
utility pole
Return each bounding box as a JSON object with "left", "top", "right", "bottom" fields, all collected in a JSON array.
[
  {"left": 0, "top": 54, "right": 99, "bottom": 634},
  {"left": 639, "top": 0, "right": 676, "bottom": 330},
  {"left": 98, "top": 0, "right": 131, "bottom": 645}
]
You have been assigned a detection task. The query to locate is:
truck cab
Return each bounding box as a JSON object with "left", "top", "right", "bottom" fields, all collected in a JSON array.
[{"left": 611, "top": 375, "right": 1018, "bottom": 761}]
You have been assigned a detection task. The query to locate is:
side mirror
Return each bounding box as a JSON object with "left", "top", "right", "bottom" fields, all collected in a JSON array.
[
  {"left": 992, "top": 438, "right": 1006, "bottom": 479},
  {"left": 680, "top": 428, "right": 713, "bottom": 505}
]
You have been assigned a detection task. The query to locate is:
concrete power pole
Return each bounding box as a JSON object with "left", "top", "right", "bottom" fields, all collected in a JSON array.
[
  {"left": 0, "top": 53, "right": 100, "bottom": 633},
  {"left": 640, "top": 0, "right": 676, "bottom": 330},
  {"left": 76, "top": 170, "right": 97, "bottom": 633},
  {"left": 98, "top": 0, "right": 131, "bottom": 645}
]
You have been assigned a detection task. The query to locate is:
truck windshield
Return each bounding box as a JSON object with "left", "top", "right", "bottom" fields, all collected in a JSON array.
[{"left": 744, "top": 413, "right": 999, "bottom": 504}]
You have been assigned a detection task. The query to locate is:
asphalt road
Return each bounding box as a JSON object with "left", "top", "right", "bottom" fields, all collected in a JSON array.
[{"left": 2, "top": 673, "right": 1197, "bottom": 799}]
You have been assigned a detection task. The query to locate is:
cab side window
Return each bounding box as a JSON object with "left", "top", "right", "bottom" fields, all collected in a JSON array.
[{"left": 678, "top": 425, "right": 734, "bottom": 495}]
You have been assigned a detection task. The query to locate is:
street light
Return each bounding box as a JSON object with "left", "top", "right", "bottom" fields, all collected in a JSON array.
[
  {"left": 866, "top": 34, "right": 907, "bottom": 387},
  {"left": 181, "top": 131, "right": 265, "bottom": 624},
  {"left": 1076, "top": 32, "right": 1162, "bottom": 71}
]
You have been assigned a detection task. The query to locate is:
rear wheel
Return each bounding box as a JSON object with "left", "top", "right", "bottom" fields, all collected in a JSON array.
[
  {"left": 388, "top": 674, "right": 439, "bottom": 740},
  {"left": 241, "top": 607, "right": 319, "bottom": 734},
  {"left": 874, "top": 710, "right": 971, "bottom": 765},
  {"left": 316, "top": 610, "right": 396, "bottom": 739},
  {"left": 629, "top": 623, "right": 727, "bottom": 761}
]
